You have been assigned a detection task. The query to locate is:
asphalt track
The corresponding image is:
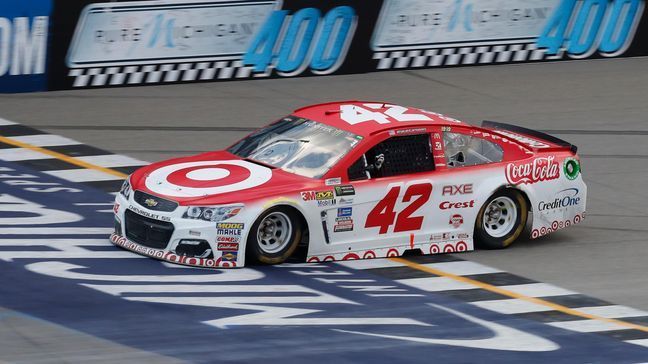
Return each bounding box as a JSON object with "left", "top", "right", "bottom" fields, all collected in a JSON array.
[{"left": 1, "top": 57, "right": 648, "bottom": 362}]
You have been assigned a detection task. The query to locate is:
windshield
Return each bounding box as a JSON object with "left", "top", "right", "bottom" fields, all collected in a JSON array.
[{"left": 228, "top": 116, "right": 362, "bottom": 178}]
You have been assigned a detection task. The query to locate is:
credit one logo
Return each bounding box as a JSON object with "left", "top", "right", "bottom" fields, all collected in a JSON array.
[{"left": 538, "top": 188, "right": 581, "bottom": 211}]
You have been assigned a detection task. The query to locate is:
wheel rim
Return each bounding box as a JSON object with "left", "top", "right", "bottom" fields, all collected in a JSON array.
[
  {"left": 483, "top": 196, "right": 518, "bottom": 238},
  {"left": 256, "top": 212, "right": 292, "bottom": 254}
]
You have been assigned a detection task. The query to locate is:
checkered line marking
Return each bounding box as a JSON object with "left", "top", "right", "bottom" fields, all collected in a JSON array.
[
  {"left": 0, "top": 120, "right": 146, "bottom": 193},
  {"left": 374, "top": 43, "right": 561, "bottom": 70},
  {"left": 68, "top": 60, "right": 264, "bottom": 87},
  {"left": 342, "top": 256, "right": 648, "bottom": 349}
]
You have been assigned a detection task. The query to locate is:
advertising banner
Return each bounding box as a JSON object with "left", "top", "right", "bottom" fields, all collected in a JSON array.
[
  {"left": 1, "top": 0, "right": 647, "bottom": 92},
  {"left": 47, "top": 0, "right": 379, "bottom": 89},
  {"left": 372, "top": 0, "right": 648, "bottom": 70},
  {"left": 0, "top": 0, "right": 52, "bottom": 92}
]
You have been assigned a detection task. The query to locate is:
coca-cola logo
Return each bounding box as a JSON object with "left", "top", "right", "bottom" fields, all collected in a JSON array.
[{"left": 505, "top": 156, "right": 560, "bottom": 185}]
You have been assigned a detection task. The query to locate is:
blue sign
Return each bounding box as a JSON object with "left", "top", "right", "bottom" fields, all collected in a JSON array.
[{"left": 0, "top": 0, "right": 52, "bottom": 92}]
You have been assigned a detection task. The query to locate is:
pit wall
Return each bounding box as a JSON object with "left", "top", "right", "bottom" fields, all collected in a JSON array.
[{"left": 2, "top": 0, "right": 648, "bottom": 92}]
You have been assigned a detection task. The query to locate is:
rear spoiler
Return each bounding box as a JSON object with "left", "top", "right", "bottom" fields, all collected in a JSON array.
[{"left": 481, "top": 120, "right": 578, "bottom": 154}]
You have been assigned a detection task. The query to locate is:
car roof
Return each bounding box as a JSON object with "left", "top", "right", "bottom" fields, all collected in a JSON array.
[{"left": 292, "top": 100, "right": 469, "bottom": 137}]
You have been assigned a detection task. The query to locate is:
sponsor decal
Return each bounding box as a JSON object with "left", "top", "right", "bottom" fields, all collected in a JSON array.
[
  {"left": 389, "top": 127, "right": 427, "bottom": 136},
  {"left": 221, "top": 251, "right": 238, "bottom": 262},
  {"left": 538, "top": 188, "right": 581, "bottom": 212},
  {"left": 457, "top": 233, "right": 470, "bottom": 239},
  {"left": 449, "top": 214, "right": 464, "bottom": 228},
  {"left": 334, "top": 224, "right": 354, "bottom": 232},
  {"left": 217, "top": 242, "right": 239, "bottom": 251},
  {"left": 145, "top": 160, "right": 272, "bottom": 198},
  {"left": 113, "top": 203, "right": 119, "bottom": 214},
  {"left": 430, "top": 232, "right": 451, "bottom": 242},
  {"left": 334, "top": 185, "right": 355, "bottom": 196},
  {"left": 337, "top": 207, "right": 352, "bottom": 217},
  {"left": 505, "top": 156, "right": 560, "bottom": 185},
  {"left": 317, "top": 199, "right": 337, "bottom": 207},
  {"left": 216, "top": 236, "right": 240, "bottom": 243},
  {"left": 335, "top": 217, "right": 353, "bottom": 225},
  {"left": 189, "top": 230, "right": 201, "bottom": 236},
  {"left": 316, "top": 190, "right": 334, "bottom": 200},
  {"left": 216, "top": 222, "right": 244, "bottom": 230},
  {"left": 439, "top": 200, "right": 475, "bottom": 210},
  {"left": 338, "top": 197, "right": 354, "bottom": 205},
  {"left": 434, "top": 141, "right": 443, "bottom": 151},
  {"left": 563, "top": 157, "right": 581, "bottom": 180},
  {"left": 143, "top": 198, "right": 158, "bottom": 207},
  {"left": 442, "top": 184, "right": 473, "bottom": 196},
  {"left": 128, "top": 205, "right": 171, "bottom": 222},
  {"left": 302, "top": 190, "right": 334, "bottom": 201},
  {"left": 325, "top": 177, "right": 342, "bottom": 186},
  {"left": 216, "top": 222, "right": 244, "bottom": 236}
]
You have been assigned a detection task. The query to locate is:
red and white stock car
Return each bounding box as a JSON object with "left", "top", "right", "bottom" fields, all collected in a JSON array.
[{"left": 111, "top": 101, "right": 586, "bottom": 268}]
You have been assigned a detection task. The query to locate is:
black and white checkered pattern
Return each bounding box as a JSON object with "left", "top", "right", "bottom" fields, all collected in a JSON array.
[
  {"left": 374, "top": 43, "right": 563, "bottom": 70},
  {"left": 68, "top": 60, "right": 265, "bottom": 87}
]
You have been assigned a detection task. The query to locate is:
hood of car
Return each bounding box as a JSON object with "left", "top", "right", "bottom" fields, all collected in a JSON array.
[{"left": 130, "top": 150, "right": 317, "bottom": 205}]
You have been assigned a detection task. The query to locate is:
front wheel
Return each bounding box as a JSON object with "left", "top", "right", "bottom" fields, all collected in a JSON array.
[
  {"left": 474, "top": 189, "right": 528, "bottom": 249},
  {"left": 246, "top": 207, "right": 302, "bottom": 265}
]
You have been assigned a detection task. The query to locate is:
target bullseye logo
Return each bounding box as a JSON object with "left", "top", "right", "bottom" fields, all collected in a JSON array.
[{"left": 145, "top": 160, "right": 272, "bottom": 197}]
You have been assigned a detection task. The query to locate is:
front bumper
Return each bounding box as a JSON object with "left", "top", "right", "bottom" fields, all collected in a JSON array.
[
  {"left": 109, "top": 232, "right": 239, "bottom": 268},
  {"left": 112, "top": 192, "right": 245, "bottom": 268}
]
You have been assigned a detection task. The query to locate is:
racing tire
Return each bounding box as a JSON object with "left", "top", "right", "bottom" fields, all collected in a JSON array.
[
  {"left": 246, "top": 206, "right": 302, "bottom": 265},
  {"left": 474, "top": 189, "right": 528, "bottom": 250}
]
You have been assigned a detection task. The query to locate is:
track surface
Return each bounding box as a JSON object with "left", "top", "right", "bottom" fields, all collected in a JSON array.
[
  {"left": 1, "top": 57, "right": 647, "bottom": 363},
  {"left": 2, "top": 57, "right": 646, "bottom": 308}
]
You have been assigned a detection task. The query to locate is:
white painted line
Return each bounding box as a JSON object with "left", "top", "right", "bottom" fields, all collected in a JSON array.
[
  {"left": 548, "top": 319, "right": 629, "bottom": 333},
  {"left": 471, "top": 298, "right": 554, "bottom": 314},
  {"left": 0, "top": 252, "right": 143, "bottom": 260},
  {"left": 0, "top": 239, "right": 109, "bottom": 246},
  {"left": 421, "top": 261, "right": 503, "bottom": 276},
  {"left": 573, "top": 305, "right": 648, "bottom": 319},
  {"left": 45, "top": 169, "right": 123, "bottom": 182},
  {"left": 0, "top": 148, "right": 52, "bottom": 161},
  {"left": 497, "top": 283, "right": 577, "bottom": 298},
  {"left": 0, "top": 117, "right": 16, "bottom": 125},
  {"left": 396, "top": 276, "right": 477, "bottom": 292},
  {"left": 625, "top": 338, "right": 648, "bottom": 348},
  {"left": 367, "top": 294, "right": 426, "bottom": 297},
  {"left": 336, "top": 258, "right": 406, "bottom": 270},
  {"left": 75, "top": 203, "right": 114, "bottom": 206},
  {"left": 0, "top": 227, "right": 113, "bottom": 235},
  {"left": 77, "top": 154, "right": 148, "bottom": 168},
  {"left": 10, "top": 134, "right": 81, "bottom": 147}
]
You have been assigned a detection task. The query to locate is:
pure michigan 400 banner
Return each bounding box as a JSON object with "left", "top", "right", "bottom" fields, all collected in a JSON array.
[
  {"left": 538, "top": 0, "right": 645, "bottom": 57},
  {"left": 35, "top": 0, "right": 648, "bottom": 90}
]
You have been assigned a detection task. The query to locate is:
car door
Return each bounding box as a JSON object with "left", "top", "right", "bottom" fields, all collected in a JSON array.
[{"left": 322, "top": 130, "right": 445, "bottom": 252}]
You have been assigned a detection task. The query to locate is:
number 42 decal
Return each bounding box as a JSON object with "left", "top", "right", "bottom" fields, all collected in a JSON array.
[{"left": 366, "top": 182, "right": 432, "bottom": 234}]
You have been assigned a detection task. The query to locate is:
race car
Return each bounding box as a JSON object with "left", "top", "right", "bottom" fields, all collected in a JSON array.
[{"left": 111, "top": 101, "right": 586, "bottom": 268}]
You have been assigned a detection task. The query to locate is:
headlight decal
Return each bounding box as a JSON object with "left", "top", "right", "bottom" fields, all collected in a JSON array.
[{"left": 182, "top": 206, "right": 242, "bottom": 222}]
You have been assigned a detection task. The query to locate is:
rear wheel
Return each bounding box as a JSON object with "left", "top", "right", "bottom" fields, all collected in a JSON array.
[
  {"left": 246, "top": 207, "right": 302, "bottom": 265},
  {"left": 475, "top": 189, "right": 528, "bottom": 249}
]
